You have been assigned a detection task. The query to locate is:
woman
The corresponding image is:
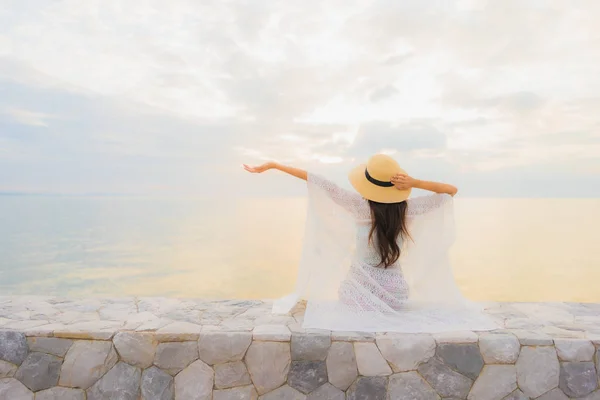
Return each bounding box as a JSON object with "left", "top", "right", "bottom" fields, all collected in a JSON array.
[{"left": 243, "top": 154, "right": 497, "bottom": 332}]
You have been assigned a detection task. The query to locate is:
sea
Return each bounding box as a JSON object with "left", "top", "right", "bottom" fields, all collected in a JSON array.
[{"left": 1, "top": 196, "right": 599, "bottom": 303}]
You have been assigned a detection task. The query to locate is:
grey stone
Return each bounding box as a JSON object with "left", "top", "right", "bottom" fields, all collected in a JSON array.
[
  {"left": 291, "top": 333, "right": 331, "bottom": 361},
  {"left": 479, "top": 333, "right": 520, "bottom": 364},
  {"left": 436, "top": 343, "right": 484, "bottom": 380},
  {"left": 253, "top": 325, "right": 291, "bottom": 341},
  {"left": 0, "top": 331, "right": 28, "bottom": 365},
  {"left": 326, "top": 342, "right": 357, "bottom": 391},
  {"left": 259, "top": 385, "right": 306, "bottom": 400},
  {"left": 113, "top": 332, "right": 157, "bottom": 368},
  {"left": 288, "top": 361, "right": 328, "bottom": 394},
  {"left": 87, "top": 362, "right": 141, "bottom": 400},
  {"left": 215, "top": 361, "right": 251, "bottom": 389},
  {"left": 354, "top": 342, "right": 392, "bottom": 376},
  {"left": 516, "top": 346, "right": 559, "bottom": 398},
  {"left": 214, "top": 385, "right": 257, "bottom": 400},
  {"left": 433, "top": 331, "right": 479, "bottom": 344},
  {"left": 174, "top": 359, "right": 214, "bottom": 400},
  {"left": 141, "top": 366, "right": 173, "bottom": 400},
  {"left": 0, "top": 360, "right": 17, "bottom": 378},
  {"left": 346, "top": 376, "right": 388, "bottom": 400},
  {"left": 376, "top": 334, "right": 435, "bottom": 372},
  {"left": 559, "top": 362, "right": 597, "bottom": 397},
  {"left": 468, "top": 365, "right": 516, "bottom": 400},
  {"left": 536, "top": 388, "right": 568, "bottom": 400},
  {"left": 387, "top": 372, "right": 439, "bottom": 400},
  {"left": 59, "top": 340, "right": 118, "bottom": 389},
  {"left": 245, "top": 341, "right": 290, "bottom": 395},
  {"left": 554, "top": 339, "right": 595, "bottom": 361},
  {"left": 502, "top": 389, "right": 528, "bottom": 400},
  {"left": 35, "top": 387, "right": 86, "bottom": 400},
  {"left": 417, "top": 358, "right": 472, "bottom": 399},
  {"left": 508, "top": 330, "right": 553, "bottom": 346},
  {"left": 0, "top": 378, "right": 33, "bottom": 400},
  {"left": 306, "top": 383, "right": 344, "bottom": 400},
  {"left": 26, "top": 337, "right": 73, "bottom": 357},
  {"left": 579, "top": 391, "right": 600, "bottom": 400},
  {"left": 331, "top": 332, "right": 375, "bottom": 342},
  {"left": 154, "top": 341, "right": 198, "bottom": 375},
  {"left": 15, "top": 352, "right": 62, "bottom": 391},
  {"left": 198, "top": 332, "right": 252, "bottom": 365}
]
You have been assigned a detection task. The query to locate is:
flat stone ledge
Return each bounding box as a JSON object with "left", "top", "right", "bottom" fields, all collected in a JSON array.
[{"left": 1, "top": 296, "right": 600, "bottom": 399}]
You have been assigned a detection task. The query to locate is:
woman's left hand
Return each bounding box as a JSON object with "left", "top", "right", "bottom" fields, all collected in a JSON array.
[
  {"left": 391, "top": 174, "right": 415, "bottom": 190},
  {"left": 243, "top": 162, "right": 274, "bottom": 174}
]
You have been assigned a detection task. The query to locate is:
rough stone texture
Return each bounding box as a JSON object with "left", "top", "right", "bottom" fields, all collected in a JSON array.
[
  {"left": 467, "top": 365, "right": 516, "bottom": 400},
  {"left": 510, "top": 330, "right": 554, "bottom": 346},
  {"left": 288, "top": 361, "right": 328, "bottom": 394},
  {"left": 291, "top": 333, "right": 331, "bottom": 361},
  {"left": 559, "top": 362, "right": 597, "bottom": 397},
  {"left": 141, "top": 365, "right": 174, "bottom": 400},
  {"left": 346, "top": 376, "right": 388, "bottom": 400},
  {"left": 174, "top": 359, "right": 214, "bottom": 400},
  {"left": 245, "top": 341, "right": 290, "bottom": 395},
  {"left": 306, "top": 383, "right": 344, "bottom": 400},
  {"left": 0, "top": 378, "right": 33, "bottom": 400},
  {"left": 87, "top": 362, "right": 141, "bottom": 400},
  {"left": 113, "top": 332, "right": 157, "bottom": 368},
  {"left": 516, "top": 346, "right": 560, "bottom": 398},
  {"left": 478, "top": 333, "right": 520, "bottom": 364},
  {"left": 35, "top": 387, "right": 86, "bottom": 400},
  {"left": 0, "top": 360, "right": 17, "bottom": 378},
  {"left": 59, "top": 340, "right": 118, "bottom": 389},
  {"left": 215, "top": 361, "right": 252, "bottom": 389},
  {"left": 554, "top": 339, "right": 595, "bottom": 361},
  {"left": 259, "top": 385, "right": 306, "bottom": 400},
  {"left": 433, "top": 331, "right": 479, "bottom": 344},
  {"left": 26, "top": 337, "right": 73, "bottom": 357},
  {"left": 154, "top": 341, "right": 198, "bottom": 375},
  {"left": 354, "top": 342, "right": 392, "bottom": 376},
  {"left": 376, "top": 334, "right": 435, "bottom": 372},
  {"left": 214, "top": 385, "right": 258, "bottom": 400},
  {"left": 503, "top": 389, "right": 528, "bottom": 400},
  {"left": 326, "top": 342, "right": 358, "bottom": 391},
  {"left": 155, "top": 321, "right": 202, "bottom": 341},
  {"left": 15, "top": 352, "right": 62, "bottom": 391},
  {"left": 253, "top": 325, "right": 291, "bottom": 342},
  {"left": 0, "top": 331, "right": 28, "bottom": 365},
  {"left": 417, "top": 358, "right": 472, "bottom": 399},
  {"left": 436, "top": 343, "right": 484, "bottom": 380},
  {"left": 387, "top": 372, "right": 439, "bottom": 400},
  {"left": 198, "top": 332, "right": 252, "bottom": 365},
  {"left": 536, "top": 388, "right": 569, "bottom": 400}
]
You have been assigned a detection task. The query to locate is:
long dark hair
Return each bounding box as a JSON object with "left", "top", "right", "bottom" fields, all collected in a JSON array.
[{"left": 367, "top": 200, "right": 410, "bottom": 268}]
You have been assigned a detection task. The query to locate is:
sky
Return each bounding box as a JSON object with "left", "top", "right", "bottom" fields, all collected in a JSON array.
[{"left": 0, "top": 0, "right": 599, "bottom": 197}]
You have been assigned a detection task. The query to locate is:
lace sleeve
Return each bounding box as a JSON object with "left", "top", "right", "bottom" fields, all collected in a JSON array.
[
  {"left": 407, "top": 194, "right": 452, "bottom": 216},
  {"left": 308, "top": 173, "right": 364, "bottom": 216}
]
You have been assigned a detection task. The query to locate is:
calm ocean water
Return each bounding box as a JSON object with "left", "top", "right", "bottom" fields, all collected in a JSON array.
[{"left": 1, "top": 196, "right": 599, "bottom": 302}]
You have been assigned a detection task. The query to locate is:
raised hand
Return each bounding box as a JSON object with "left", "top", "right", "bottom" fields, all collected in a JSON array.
[
  {"left": 242, "top": 162, "right": 274, "bottom": 174},
  {"left": 390, "top": 173, "right": 416, "bottom": 191}
]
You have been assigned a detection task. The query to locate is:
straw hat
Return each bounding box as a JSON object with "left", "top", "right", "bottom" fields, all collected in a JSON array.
[{"left": 348, "top": 154, "right": 411, "bottom": 204}]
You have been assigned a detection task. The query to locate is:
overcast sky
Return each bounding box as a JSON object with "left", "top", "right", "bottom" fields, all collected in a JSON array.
[{"left": 1, "top": 0, "right": 599, "bottom": 197}]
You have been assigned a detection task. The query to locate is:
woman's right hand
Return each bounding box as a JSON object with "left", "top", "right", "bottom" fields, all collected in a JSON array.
[
  {"left": 243, "top": 162, "right": 275, "bottom": 174},
  {"left": 391, "top": 174, "right": 416, "bottom": 190}
]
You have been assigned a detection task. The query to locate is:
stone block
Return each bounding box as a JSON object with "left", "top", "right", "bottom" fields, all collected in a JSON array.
[
  {"left": 245, "top": 341, "right": 290, "bottom": 395},
  {"left": 26, "top": 337, "right": 72, "bottom": 357},
  {"left": 347, "top": 376, "right": 389, "bottom": 400},
  {"left": 59, "top": 340, "right": 118, "bottom": 389},
  {"left": 479, "top": 333, "right": 520, "bottom": 364},
  {"left": 214, "top": 361, "right": 252, "bottom": 389},
  {"left": 467, "top": 365, "right": 516, "bottom": 400},
  {"left": 418, "top": 358, "right": 472, "bottom": 399},
  {"left": 387, "top": 373, "right": 438, "bottom": 400},
  {"left": 174, "top": 359, "right": 214, "bottom": 400},
  {"left": 516, "top": 346, "right": 559, "bottom": 398},
  {"left": 141, "top": 366, "right": 173, "bottom": 400},
  {"left": 15, "top": 352, "right": 62, "bottom": 391},
  {"left": 559, "top": 362, "right": 597, "bottom": 397},
  {"left": 291, "top": 333, "right": 331, "bottom": 361},
  {"left": 376, "top": 334, "right": 435, "bottom": 372},
  {"left": 113, "top": 332, "right": 157, "bottom": 368},
  {"left": 554, "top": 339, "right": 595, "bottom": 361},
  {"left": 288, "top": 361, "right": 328, "bottom": 394},
  {"left": 435, "top": 343, "right": 484, "bottom": 380},
  {"left": 0, "top": 331, "right": 28, "bottom": 366},
  {"left": 326, "top": 342, "right": 358, "bottom": 391},
  {"left": 198, "top": 332, "right": 252, "bottom": 365},
  {"left": 354, "top": 342, "right": 392, "bottom": 376},
  {"left": 86, "top": 362, "right": 141, "bottom": 400},
  {"left": 154, "top": 341, "right": 198, "bottom": 375}
]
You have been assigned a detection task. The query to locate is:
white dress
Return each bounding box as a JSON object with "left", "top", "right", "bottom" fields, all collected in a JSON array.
[{"left": 274, "top": 173, "right": 498, "bottom": 333}]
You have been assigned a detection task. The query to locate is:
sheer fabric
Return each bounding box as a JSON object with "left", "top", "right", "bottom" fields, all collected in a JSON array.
[{"left": 273, "top": 173, "right": 498, "bottom": 333}]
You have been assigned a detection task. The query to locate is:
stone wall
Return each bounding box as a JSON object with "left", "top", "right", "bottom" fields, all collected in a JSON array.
[
  {"left": 1, "top": 329, "right": 600, "bottom": 399},
  {"left": 1, "top": 297, "right": 600, "bottom": 399}
]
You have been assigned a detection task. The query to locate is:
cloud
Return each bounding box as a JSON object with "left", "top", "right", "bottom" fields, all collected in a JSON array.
[{"left": 0, "top": 0, "right": 599, "bottom": 196}]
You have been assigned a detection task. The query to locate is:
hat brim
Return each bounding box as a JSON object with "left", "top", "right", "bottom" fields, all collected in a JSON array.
[{"left": 348, "top": 163, "right": 411, "bottom": 204}]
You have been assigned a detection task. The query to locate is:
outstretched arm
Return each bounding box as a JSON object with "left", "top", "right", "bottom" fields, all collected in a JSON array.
[
  {"left": 391, "top": 174, "right": 458, "bottom": 196},
  {"left": 243, "top": 162, "right": 307, "bottom": 180}
]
